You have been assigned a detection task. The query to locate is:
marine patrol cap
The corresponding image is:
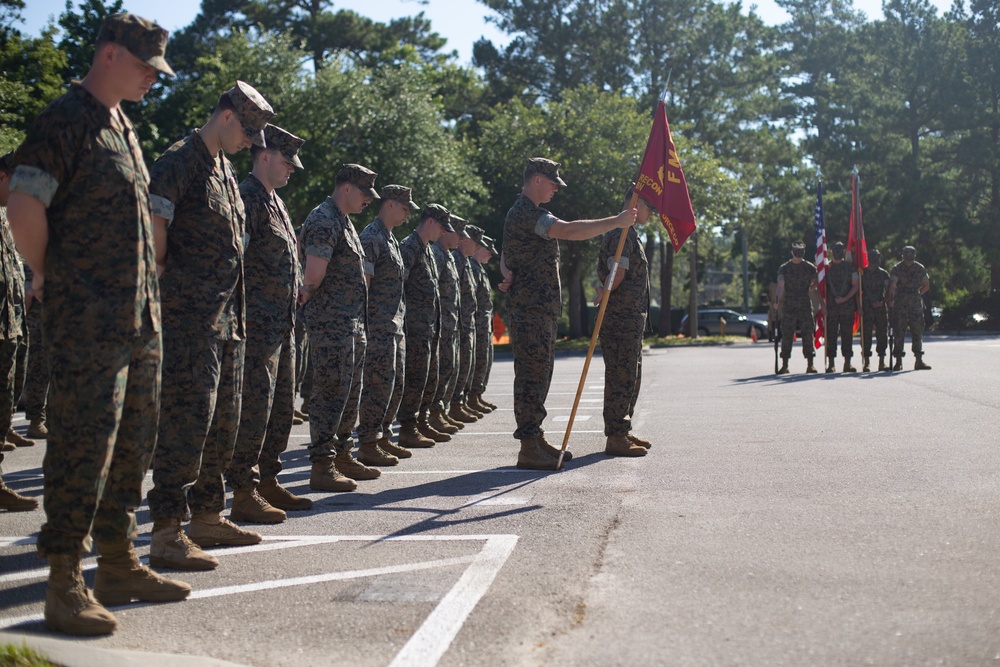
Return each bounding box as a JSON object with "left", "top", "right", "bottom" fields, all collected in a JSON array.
[
  {"left": 791, "top": 242, "right": 805, "bottom": 250},
  {"left": 524, "top": 157, "right": 567, "bottom": 187},
  {"left": 465, "top": 224, "right": 485, "bottom": 244},
  {"left": 450, "top": 214, "right": 471, "bottom": 238},
  {"left": 336, "top": 163, "right": 379, "bottom": 199},
  {"left": 225, "top": 81, "right": 275, "bottom": 148},
  {"left": 481, "top": 235, "right": 498, "bottom": 255},
  {"left": 263, "top": 124, "right": 304, "bottom": 169},
  {"left": 380, "top": 185, "right": 419, "bottom": 210},
  {"left": 902, "top": 245, "right": 917, "bottom": 257},
  {"left": 421, "top": 204, "right": 455, "bottom": 232},
  {"left": 832, "top": 241, "right": 845, "bottom": 250},
  {"left": 869, "top": 248, "right": 881, "bottom": 260},
  {"left": 96, "top": 12, "right": 175, "bottom": 77}
]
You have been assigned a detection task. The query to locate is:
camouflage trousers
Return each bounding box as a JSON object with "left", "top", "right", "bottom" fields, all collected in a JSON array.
[
  {"left": 149, "top": 336, "right": 244, "bottom": 521},
  {"left": 433, "top": 329, "right": 459, "bottom": 410},
  {"left": 358, "top": 333, "right": 404, "bottom": 444},
  {"left": 600, "top": 334, "right": 643, "bottom": 436},
  {"left": 226, "top": 330, "right": 295, "bottom": 490},
  {"left": 471, "top": 317, "right": 493, "bottom": 395},
  {"left": 509, "top": 308, "right": 557, "bottom": 439},
  {"left": 38, "top": 331, "right": 160, "bottom": 556},
  {"left": 861, "top": 306, "right": 888, "bottom": 358},
  {"left": 307, "top": 332, "right": 365, "bottom": 462},
  {"left": 892, "top": 297, "right": 924, "bottom": 357},
  {"left": 0, "top": 339, "right": 17, "bottom": 474},
  {"left": 419, "top": 333, "right": 440, "bottom": 419},
  {"left": 13, "top": 337, "right": 25, "bottom": 411},
  {"left": 295, "top": 307, "right": 310, "bottom": 400},
  {"left": 779, "top": 306, "right": 815, "bottom": 359},
  {"left": 24, "top": 303, "right": 48, "bottom": 423},
  {"left": 398, "top": 334, "right": 431, "bottom": 426},
  {"left": 453, "top": 325, "right": 475, "bottom": 404},
  {"left": 825, "top": 308, "right": 855, "bottom": 360}
]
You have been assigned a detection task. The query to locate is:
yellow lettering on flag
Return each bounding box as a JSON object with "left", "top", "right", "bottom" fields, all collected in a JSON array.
[
  {"left": 668, "top": 150, "right": 681, "bottom": 168},
  {"left": 667, "top": 171, "right": 681, "bottom": 184}
]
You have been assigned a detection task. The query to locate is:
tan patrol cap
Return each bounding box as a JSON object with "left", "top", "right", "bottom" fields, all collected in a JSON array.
[
  {"left": 225, "top": 81, "right": 275, "bottom": 148},
  {"left": 97, "top": 12, "right": 175, "bottom": 77},
  {"left": 263, "top": 124, "right": 304, "bottom": 169}
]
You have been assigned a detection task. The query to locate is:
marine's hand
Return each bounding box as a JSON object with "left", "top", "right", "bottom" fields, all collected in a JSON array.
[
  {"left": 616, "top": 208, "right": 638, "bottom": 228},
  {"left": 498, "top": 272, "right": 514, "bottom": 293}
]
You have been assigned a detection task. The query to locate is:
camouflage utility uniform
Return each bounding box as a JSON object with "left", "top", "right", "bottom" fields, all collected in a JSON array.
[
  {"left": 862, "top": 265, "right": 890, "bottom": 360},
  {"left": 777, "top": 260, "right": 817, "bottom": 360},
  {"left": 825, "top": 261, "right": 857, "bottom": 362},
  {"left": 503, "top": 193, "right": 561, "bottom": 440},
  {"left": 597, "top": 227, "right": 648, "bottom": 437},
  {"left": 226, "top": 172, "right": 299, "bottom": 490},
  {"left": 11, "top": 82, "right": 162, "bottom": 554},
  {"left": 358, "top": 217, "right": 405, "bottom": 445},
  {"left": 0, "top": 207, "right": 24, "bottom": 477},
  {"left": 452, "top": 247, "right": 477, "bottom": 406},
  {"left": 398, "top": 231, "right": 439, "bottom": 428},
  {"left": 890, "top": 260, "right": 929, "bottom": 358},
  {"left": 147, "top": 129, "right": 249, "bottom": 522},
  {"left": 300, "top": 197, "right": 367, "bottom": 461},
  {"left": 470, "top": 258, "right": 494, "bottom": 399},
  {"left": 430, "top": 241, "right": 460, "bottom": 411},
  {"left": 22, "top": 263, "right": 48, "bottom": 429}
]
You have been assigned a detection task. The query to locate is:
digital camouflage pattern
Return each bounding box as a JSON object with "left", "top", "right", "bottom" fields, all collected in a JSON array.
[
  {"left": 96, "top": 12, "right": 175, "bottom": 76},
  {"left": 470, "top": 259, "right": 494, "bottom": 395},
  {"left": 509, "top": 313, "right": 557, "bottom": 439},
  {"left": 0, "top": 210, "right": 24, "bottom": 342},
  {"left": 862, "top": 265, "right": 891, "bottom": 358},
  {"left": 398, "top": 231, "right": 439, "bottom": 425},
  {"left": 825, "top": 261, "right": 857, "bottom": 360},
  {"left": 307, "top": 333, "right": 365, "bottom": 461},
  {"left": 263, "top": 124, "right": 304, "bottom": 169},
  {"left": 432, "top": 241, "right": 460, "bottom": 408},
  {"left": 358, "top": 216, "right": 405, "bottom": 444},
  {"left": 777, "top": 259, "right": 817, "bottom": 359},
  {"left": 891, "top": 260, "right": 929, "bottom": 356},
  {"left": 597, "top": 227, "right": 649, "bottom": 338},
  {"left": 22, "top": 264, "right": 47, "bottom": 425},
  {"left": 599, "top": 335, "right": 642, "bottom": 436},
  {"left": 11, "top": 84, "right": 163, "bottom": 555},
  {"left": 503, "top": 194, "right": 561, "bottom": 319},
  {"left": 524, "top": 157, "right": 567, "bottom": 187},
  {"left": 336, "top": 163, "right": 379, "bottom": 198},
  {"left": 300, "top": 197, "right": 367, "bottom": 342},
  {"left": 226, "top": 81, "right": 275, "bottom": 148},
  {"left": 149, "top": 130, "right": 245, "bottom": 340},
  {"left": 451, "top": 248, "right": 477, "bottom": 403}
]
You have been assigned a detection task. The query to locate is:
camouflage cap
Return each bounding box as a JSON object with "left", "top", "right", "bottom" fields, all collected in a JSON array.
[
  {"left": 902, "top": 245, "right": 917, "bottom": 256},
  {"left": 524, "top": 157, "right": 567, "bottom": 187},
  {"left": 465, "top": 224, "right": 485, "bottom": 244},
  {"left": 790, "top": 241, "right": 805, "bottom": 250},
  {"left": 225, "top": 81, "right": 275, "bottom": 148},
  {"left": 96, "top": 12, "right": 175, "bottom": 77},
  {"left": 263, "top": 124, "right": 304, "bottom": 169},
  {"left": 421, "top": 204, "right": 455, "bottom": 232},
  {"left": 450, "top": 214, "right": 471, "bottom": 238},
  {"left": 336, "top": 163, "right": 379, "bottom": 199},
  {"left": 869, "top": 248, "right": 881, "bottom": 259},
  {"left": 832, "top": 241, "right": 845, "bottom": 250},
  {"left": 380, "top": 184, "right": 419, "bottom": 210},
  {"left": 481, "top": 235, "right": 498, "bottom": 255}
]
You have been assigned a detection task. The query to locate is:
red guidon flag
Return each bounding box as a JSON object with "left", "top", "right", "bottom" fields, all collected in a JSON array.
[
  {"left": 633, "top": 100, "right": 696, "bottom": 251},
  {"left": 847, "top": 172, "right": 868, "bottom": 270}
]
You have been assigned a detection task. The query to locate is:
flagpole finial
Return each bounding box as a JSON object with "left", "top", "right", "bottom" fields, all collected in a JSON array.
[
  {"left": 660, "top": 69, "right": 672, "bottom": 101},
  {"left": 816, "top": 167, "right": 822, "bottom": 181},
  {"left": 852, "top": 165, "right": 859, "bottom": 176}
]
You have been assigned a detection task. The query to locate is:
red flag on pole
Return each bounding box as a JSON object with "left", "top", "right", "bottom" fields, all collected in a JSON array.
[
  {"left": 633, "top": 99, "right": 696, "bottom": 251},
  {"left": 847, "top": 171, "right": 868, "bottom": 270}
]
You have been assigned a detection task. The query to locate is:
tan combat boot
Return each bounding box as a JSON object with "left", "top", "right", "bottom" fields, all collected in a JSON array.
[
  {"left": 334, "top": 448, "right": 381, "bottom": 480},
  {"left": 627, "top": 433, "right": 652, "bottom": 449},
  {"left": 862, "top": 358, "right": 871, "bottom": 372},
  {"left": 258, "top": 478, "right": 313, "bottom": 510},
  {"left": 294, "top": 408, "right": 309, "bottom": 422},
  {"left": 776, "top": 360, "right": 789, "bottom": 375},
  {"left": 417, "top": 419, "right": 451, "bottom": 443},
  {"left": 606, "top": 433, "right": 647, "bottom": 457},
  {"left": 462, "top": 400, "right": 485, "bottom": 419},
  {"left": 535, "top": 435, "right": 572, "bottom": 462},
  {"left": 358, "top": 440, "right": 399, "bottom": 467},
  {"left": 94, "top": 539, "right": 191, "bottom": 607},
  {"left": 149, "top": 519, "right": 219, "bottom": 571},
  {"left": 230, "top": 487, "right": 286, "bottom": 524},
  {"left": 45, "top": 553, "right": 118, "bottom": 636},
  {"left": 428, "top": 409, "right": 459, "bottom": 434},
  {"left": 6, "top": 428, "right": 34, "bottom": 448},
  {"left": 516, "top": 437, "right": 558, "bottom": 470},
  {"left": 914, "top": 354, "right": 932, "bottom": 370},
  {"left": 310, "top": 459, "right": 357, "bottom": 492},
  {"left": 470, "top": 394, "right": 495, "bottom": 413},
  {"left": 449, "top": 402, "right": 477, "bottom": 423},
  {"left": 188, "top": 512, "right": 262, "bottom": 548},
  {"left": 27, "top": 419, "right": 48, "bottom": 439},
  {"left": 892, "top": 356, "right": 903, "bottom": 371},
  {"left": 825, "top": 360, "right": 836, "bottom": 373},
  {"left": 437, "top": 408, "right": 465, "bottom": 430},
  {"left": 843, "top": 359, "right": 857, "bottom": 373},
  {"left": 878, "top": 356, "right": 888, "bottom": 371},
  {"left": 806, "top": 358, "right": 818, "bottom": 373},
  {"left": 399, "top": 423, "right": 435, "bottom": 449},
  {"left": 378, "top": 436, "right": 412, "bottom": 460},
  {"left": 0, "top": 481, "right": 37, "bottom": 511}
]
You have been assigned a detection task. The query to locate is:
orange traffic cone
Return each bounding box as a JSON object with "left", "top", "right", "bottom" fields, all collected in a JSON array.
[{"left": 750, "top": 326, "right": 758, "bottom": 343}]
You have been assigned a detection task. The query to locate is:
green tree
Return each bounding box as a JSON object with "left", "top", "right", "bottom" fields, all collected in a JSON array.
[
  {"left": 57, "top": 0, "right": 123, "bottom": 80},
  {"left": 0, "top": 26, "right": 68, "bottom": 153}
]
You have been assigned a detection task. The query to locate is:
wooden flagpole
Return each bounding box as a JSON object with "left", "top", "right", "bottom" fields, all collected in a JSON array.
[
  {"left": 852, "top": 167, "right": 866, "bottom": 367},
  {"left": 556, "top": 82, "right": 670, "bottom": 469}
]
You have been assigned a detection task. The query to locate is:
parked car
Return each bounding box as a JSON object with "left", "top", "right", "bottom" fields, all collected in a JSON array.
[{"left": 679, "top": 309, "right": 769, "bottom": 339}]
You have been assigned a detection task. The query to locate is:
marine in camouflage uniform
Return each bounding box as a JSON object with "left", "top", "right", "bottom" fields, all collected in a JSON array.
[
  {"left": 147, "top": 81, "right": 274, "bottom": 569},
  {"left": 2, "top": 185, "right": 27, "bottom": 453},
  {"left": 776, "top": 242, "right": 818, "bottom": 374},
  {"left": 824, "top": 241, "right": 859, "bottom": 372},
  {"left": 357, "top": 185, "right": 420, "bottom": 465},
  {"left": 430, "top": 224, "right": 463, "bottom": 424},
  {"left": 0, "top": 152, "right": 35, "bottom": 510},
  {"left": 596, "top": 188, "right": 654, "bottom": 457},
  {"left": 225, "top": 124, "right": 312, "bottom": 525},
  {"left": 500, "top": 158, "right": 636, "bottom": 469},
  {"left": 448, "top": 216, "right": 481, "bottom": 422},
  {"left": 397, "top": 205, "right": 451, "bottom": 448},
  {"left": 7, "top": 14, "right": 189, "bottom": 634},
  {"left": 888, "top": 245, "right": 932, "bottom": 370},
  {"left": 466, "top": 226, "right": 497, "bottom": 414},
  {"left": 860, "top": 248, "right": 891, "bottom": 371},
  {"left": 22, "top": 261, "right": 49, "bottom": 439},
  {"left": 300, "top": 164, "right": 381, "bottom": 492}
]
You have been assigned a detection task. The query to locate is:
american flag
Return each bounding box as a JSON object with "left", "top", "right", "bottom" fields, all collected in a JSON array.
[{"left": 814, "top": 179, "right": 828, "bottom": 349}]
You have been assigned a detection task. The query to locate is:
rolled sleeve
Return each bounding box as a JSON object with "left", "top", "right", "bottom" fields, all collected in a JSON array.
[
  {"left": 363, "top": 260, "right": 375, "bottom": 276},
  {"left": 9, "top": 166, "right": 59, "bottom": 208},
  {"left": 534, "top": 212, "right": 558, "bottom": 239},
  {"left": 150, "top": 194, "right": 175, "bottom": 223},
  {"left": 608, "top": 256, "right": 630, "bottom": 271}
]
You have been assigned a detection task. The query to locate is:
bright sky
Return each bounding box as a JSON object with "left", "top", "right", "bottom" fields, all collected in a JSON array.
[{"left": 20, "top": 0, "right": 957, "bottom": 68}]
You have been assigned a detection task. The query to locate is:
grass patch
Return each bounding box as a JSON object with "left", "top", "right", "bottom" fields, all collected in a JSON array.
[{"left": 0, "top": 643, "right": 61, "bottom": 667}]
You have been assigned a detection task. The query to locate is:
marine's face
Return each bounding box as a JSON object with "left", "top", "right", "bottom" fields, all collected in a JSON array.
[
  {"left": 426, "top": 219, "right": 443, "bottom": 242},
  {"left": 458, "top": 236, "right": 477, "bottom": 257},
  {"left": 221, "top": 113, "right": 253, "bottom": 154},
  {"left": 267, "top": 151, "right": 295, "bottom": 188},
  {"left": 536, "top": 175, "right": 559, "bottom": 203},
  {"left": 474, "top": 246, "right": 491, "bottom": 263},
  {"left": 114, "top": 45, "right": 158, "bottom": 103},
  {"left": 636, "top": 198, "right": 653, "bottom": 225},
  {"left": 345, "top": 183, "right": 373, "bottom": 215}
]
